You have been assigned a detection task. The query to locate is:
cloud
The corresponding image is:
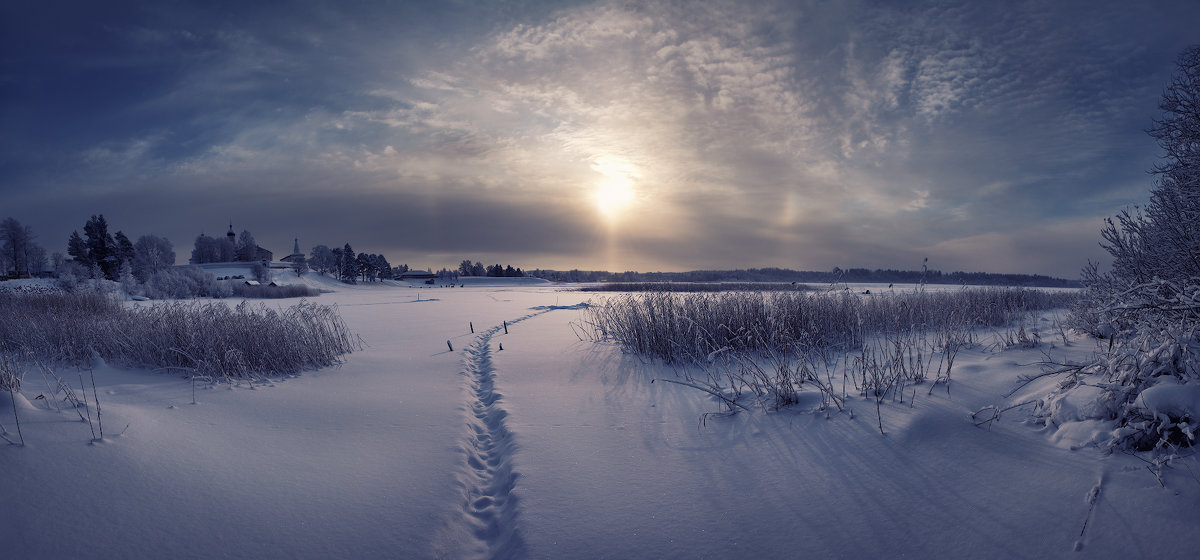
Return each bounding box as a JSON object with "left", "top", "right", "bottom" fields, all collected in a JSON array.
[{"left": 3, "top": 0, "right": 1197, "bottom": 276}]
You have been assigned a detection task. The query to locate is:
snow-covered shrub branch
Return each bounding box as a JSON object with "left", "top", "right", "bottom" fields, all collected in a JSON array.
[
  {"left": 0, "top": 291, "right": 358, "bottom": 380},
  {"left": 1038, "top": 45, "right": 1200, "bottom": 454},
  {"left": 1032, "top": 279, "right": 1200, "bottom": 452}
]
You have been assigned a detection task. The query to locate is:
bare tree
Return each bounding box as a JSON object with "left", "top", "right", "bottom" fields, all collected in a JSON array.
[
  {"left": 1, "top": 217, "right": 40, "bottom": 278},
  {"left": 1092, "top": 45, "right": 1200, "bottom": 292},
  {"left": 236, "top": 230, "right": 258, "bottom": 262},
  {"left": 308, "top": 245, "right": 334, "bottom": 275},
  {"left": 133, "top": 235, "right": 175, "bottom": 282}
]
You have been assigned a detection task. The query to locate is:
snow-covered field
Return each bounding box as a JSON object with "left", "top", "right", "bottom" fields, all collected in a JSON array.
[{"left": 2, "top": 280, "right": 1198, "bottom": 559}]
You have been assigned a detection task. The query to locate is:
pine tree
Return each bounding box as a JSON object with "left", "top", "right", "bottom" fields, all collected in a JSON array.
[
  {"left": 340, "top": 243, "right": 357, "bottom": 284},
  {"left": 83, "top": 215, "right": 117, "bottom": 279},
  {"left": 67, "top": 231, "right": 90, "bottom": 266},
  {"left": 114, "top": 231, "right": 136, "bottom": 268}
]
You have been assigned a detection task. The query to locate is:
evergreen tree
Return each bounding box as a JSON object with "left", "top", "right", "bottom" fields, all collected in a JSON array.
[
  {"left": 340, "top": 243, "right": 357, "bottom": 284},
  {"left": 114, "top": 231, "right": 136, "bottom": 268},
  {"left": 356, "top": 252, "right": 373, "bottom": 282},
  {"left": 67, "top": 230, "right": 90, "bottom": 266},
  {"left": 83, "top": 214, "right": 117, "bottom": 279},
  {"left": 375, "top": 255, "right": 393, "bottom": 280}
]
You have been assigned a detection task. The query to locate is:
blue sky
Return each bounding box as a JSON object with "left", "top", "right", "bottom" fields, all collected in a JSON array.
[{"left": 3, "top": 0, "right": 1197, "bottom": 277}]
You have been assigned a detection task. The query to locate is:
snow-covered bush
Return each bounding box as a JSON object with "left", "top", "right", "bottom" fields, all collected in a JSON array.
[
  {"left": 144, "top": 266, "right": 229, "bottom": 299},
  {"left": 1033, "top": 280, "right": 1200, "bottom": 451},
  {"left": 1046, "top": 46, "right": 1200, "bottom": 453},
  {"left": 251, "top": 262, "right": 271, "bottom": 283}
]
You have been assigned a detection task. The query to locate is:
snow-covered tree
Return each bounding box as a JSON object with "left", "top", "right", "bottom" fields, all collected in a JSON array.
[
  {"left": 251, "top": 262, "right": 271, "bottom": 283},
  {"left": 236, "top": 230, "right": 257, "bottom": 262},
  {"left": 26, "top": 244, "right": 47, "bottom": 277},
  {"left": 190, "top": 234, "right": 218, "bottom": 264},
  {"left": 190, "top": 234, "right": 236, "bottom": 264},
  {"left": 133, "top": 235, "right": 175, "bottom": 282},
  {"left": 291, "top": 258, "right": 309, "bottom": 277},
  {"left": 118, "top": 260, "right": 137, "bottom": 293},
  {"left": 1092, "top": 45, "right": 1200, "bottom": 293},
  {"left": 309, "top": 245, "right": 334, "bottom": 275},
  {"left": 1050, "top": 45, "right": 1200, "bottom": 453}
]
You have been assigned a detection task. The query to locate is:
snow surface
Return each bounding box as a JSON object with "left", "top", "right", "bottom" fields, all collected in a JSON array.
[{"left": 2, "top": 279, "right": 1199, "bottom": 559}]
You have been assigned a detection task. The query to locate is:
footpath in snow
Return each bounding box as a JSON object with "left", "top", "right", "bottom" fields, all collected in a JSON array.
[{"left": 2, "top": 281, "right": 1198, "bottom": 559}]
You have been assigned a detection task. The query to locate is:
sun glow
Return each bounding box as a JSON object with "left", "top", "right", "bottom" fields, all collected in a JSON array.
[
  {"left": 595, "top": 176, "right": 635, "bottom": 220},
  {"left": 591, "top": 157, "right": 638, "bottom": 222}
]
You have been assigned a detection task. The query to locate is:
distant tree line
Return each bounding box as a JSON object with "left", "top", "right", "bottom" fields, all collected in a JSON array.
[
  {"left": 308, "top": 243, "right": 408, "bottom": 284},
  {"left": 457, "top": 260, "right": 525, "bottom": 278},
  {"left": 528, "top": 267, "right": 1080, "bottom": 288}
]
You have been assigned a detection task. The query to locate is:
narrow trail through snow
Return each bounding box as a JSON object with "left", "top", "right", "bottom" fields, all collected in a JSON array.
[{"left": 450, "top": 310, "right": 548, "bottom": 560}]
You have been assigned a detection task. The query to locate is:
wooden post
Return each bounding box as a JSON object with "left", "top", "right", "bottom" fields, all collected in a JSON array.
[
  {"left": 503, "top": 321, "right": 508, "bottom": 334},
  {"left": 470, "top": 321, "right": 474, "bottom": 333},
  {"left": 447, "top": 340, "right": 453, "bottom": 352}
]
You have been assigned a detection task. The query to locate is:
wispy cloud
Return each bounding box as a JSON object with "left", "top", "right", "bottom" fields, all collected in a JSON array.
[{"left": 1, "top": 0, "right": 1195, "bottom": 276}]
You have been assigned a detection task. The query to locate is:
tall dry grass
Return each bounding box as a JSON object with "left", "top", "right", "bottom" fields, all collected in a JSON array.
[
  {"left": 0, "top": 290, "right": 357, "bottom": 381},
  {"left": 581, "top": 287, "right": 1081, "bottom": 424},
  {"left": 583, "top": 288, "right": 1076, "bottom": 363}
]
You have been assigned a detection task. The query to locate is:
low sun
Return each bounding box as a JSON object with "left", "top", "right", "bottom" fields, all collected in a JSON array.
[
  {"left": 590, "top": 156, "right": 638, "bottom": 223},
  {"left": 594, "top": 176, "right": 635, "bottom": 221}
]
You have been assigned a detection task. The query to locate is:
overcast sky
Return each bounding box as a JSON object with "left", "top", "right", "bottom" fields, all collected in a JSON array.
[{"left": 3, "top": 1, "right": 1197, "bottom": 277}]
